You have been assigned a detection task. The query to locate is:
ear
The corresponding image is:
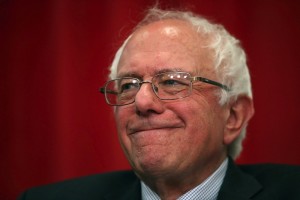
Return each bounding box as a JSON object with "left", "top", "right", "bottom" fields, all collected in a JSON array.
[{"left": 223, "top": 95, "right": 254, "bottom": 145}]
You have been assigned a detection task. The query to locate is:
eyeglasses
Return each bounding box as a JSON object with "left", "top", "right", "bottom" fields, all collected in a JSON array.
[{"left": 100, "top": 71, "right": 230, "bottom": 106}]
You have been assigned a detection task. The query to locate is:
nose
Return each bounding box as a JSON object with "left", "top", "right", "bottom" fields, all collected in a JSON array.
[{"left": 134, "top": 82, "right": 164, "bottom": 115}]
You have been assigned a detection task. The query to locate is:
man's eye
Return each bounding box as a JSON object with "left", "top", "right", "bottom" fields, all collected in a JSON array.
[
  {"left": 161, "top": 79, "right": 185, "bottom": 86},
  {"left": 120, "top": 83, "right": 138, "bottom": 92},
  {"left": 163, "top": 80, "right": 177, "bottom": 85}
]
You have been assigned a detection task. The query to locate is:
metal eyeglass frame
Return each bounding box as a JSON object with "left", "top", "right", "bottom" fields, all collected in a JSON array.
[{"left": 99, "top": 71, "right": 230, "bottom": 106}]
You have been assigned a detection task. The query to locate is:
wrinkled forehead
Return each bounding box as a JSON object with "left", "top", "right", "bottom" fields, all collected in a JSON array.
[
  {"left": 117, "top": 19, "right": 216, "bottom": 77},
  {"left": 124, "top": 19, "right": 204, "bottom": 52}
]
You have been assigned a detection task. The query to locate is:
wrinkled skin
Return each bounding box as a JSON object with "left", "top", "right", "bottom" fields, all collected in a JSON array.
[{"left": 114, "top": 19, "right": 250, "bottom": 199}]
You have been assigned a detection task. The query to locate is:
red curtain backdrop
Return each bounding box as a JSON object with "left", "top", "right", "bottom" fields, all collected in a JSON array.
[{"left": 1, "top": 0, "right": 300, "bottom": 199}]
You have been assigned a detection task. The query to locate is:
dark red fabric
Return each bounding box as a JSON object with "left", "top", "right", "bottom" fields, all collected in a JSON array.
[{"left": 1, "top": 0, "right": 300, "bottom": 199}]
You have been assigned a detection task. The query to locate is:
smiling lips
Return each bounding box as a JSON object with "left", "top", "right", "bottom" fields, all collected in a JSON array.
[{"left": 127, "top": 120, "right": 184, "bottom": 135}]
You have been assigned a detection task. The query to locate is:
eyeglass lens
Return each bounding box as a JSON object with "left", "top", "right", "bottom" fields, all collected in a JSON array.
[{"left": 104, "top": 72, "right": 192, "bottom": 105}]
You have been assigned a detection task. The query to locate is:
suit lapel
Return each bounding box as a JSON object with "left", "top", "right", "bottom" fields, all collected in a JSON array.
[
  {"left": 104, "top": 175, "right": 141, "bottom": 200},
  {"left": 103, "top": 158, "right": 263, "bottom": 200},
  {"left": 217, "top": 158, "right": 262, "bottom": 200}
]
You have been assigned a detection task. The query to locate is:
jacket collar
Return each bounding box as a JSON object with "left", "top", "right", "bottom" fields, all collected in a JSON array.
[
  {"left": 104, "top": 158, "right": 262, "bottom": 200},
  {"left": 104, "top": 174, "right": 141, "bottom": 200},
  {"left": 217, "top": 157, "right": 262, "bottom": 200}
]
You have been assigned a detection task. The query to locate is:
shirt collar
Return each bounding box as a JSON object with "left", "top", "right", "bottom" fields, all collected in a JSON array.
[{"left": 141, "top": 158, "right": 228, "bottom": 200}]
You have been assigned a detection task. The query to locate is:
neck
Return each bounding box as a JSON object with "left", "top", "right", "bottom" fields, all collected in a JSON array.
[{"left": 139, "top": 156, "right": 227, "bottom": 200}]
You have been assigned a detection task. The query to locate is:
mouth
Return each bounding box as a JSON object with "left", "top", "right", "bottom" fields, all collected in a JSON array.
[{"left": 127, "top": 124, "right": 184, "bottom": 135}]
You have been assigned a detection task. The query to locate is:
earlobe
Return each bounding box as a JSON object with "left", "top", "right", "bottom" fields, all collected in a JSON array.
[{"left": 223, "top": 95, "right": 254, "bottom": 145}]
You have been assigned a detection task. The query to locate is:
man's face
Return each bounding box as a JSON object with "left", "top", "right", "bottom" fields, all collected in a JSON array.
[{"left": 115, "top": 19, "right": 231, "bottom": 180}]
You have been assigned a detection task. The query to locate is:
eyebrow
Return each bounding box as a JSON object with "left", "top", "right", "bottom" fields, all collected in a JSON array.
[
  {"left": 156, "top": 68, "right": 186, "bottom": 74},
  {"left": 116, "top": 68, "right": 187, "bottom": 79},
  {"left": 116, "top": 72, "right": 142, "bottom": 79}
]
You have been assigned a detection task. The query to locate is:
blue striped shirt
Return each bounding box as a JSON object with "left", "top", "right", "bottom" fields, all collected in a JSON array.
[{"left": 141, "top": 158, "right": 228, "bottom": 200}]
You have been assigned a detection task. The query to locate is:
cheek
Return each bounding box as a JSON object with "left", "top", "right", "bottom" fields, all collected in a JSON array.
[
  {"left": 173, "top": 98, "right": 223, "bottom": 144},
  {"left": 165, "top": 101, "right": 208, "bottom": 148},
  {"left": 115, "top": 106, "right": 133, "bottom": 128},
  {"left": 114, "top": 108, "right": 132, "bottom": 148},
  {"left": 173, "top": 98, "right": 210, "bottom": 128},
  {"left": 166, "top": 101, "right": 219, "bottom": 162}
]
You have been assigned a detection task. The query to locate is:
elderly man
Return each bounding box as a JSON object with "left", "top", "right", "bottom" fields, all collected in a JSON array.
[{"left": 19, "top": 8, "right": 300, "bottom": 200}]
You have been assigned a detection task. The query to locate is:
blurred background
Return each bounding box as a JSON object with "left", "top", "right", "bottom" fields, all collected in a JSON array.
[{"left": 1, "top": 0, "right": 300, "bottom": 199}]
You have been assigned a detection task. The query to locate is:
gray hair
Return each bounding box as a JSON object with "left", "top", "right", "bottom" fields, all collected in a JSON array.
[{"left": 108, "top": 8, "right": 253, "bottom": 159}]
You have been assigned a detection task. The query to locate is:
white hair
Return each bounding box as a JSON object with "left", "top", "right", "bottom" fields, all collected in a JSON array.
[{"left": 108, "top": 8, "right": 252, "bottom": 159}]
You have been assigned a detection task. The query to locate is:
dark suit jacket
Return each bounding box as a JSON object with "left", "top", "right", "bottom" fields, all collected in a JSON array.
[{"left": 18, "top": 158, "right": 300, "bottom": 200}]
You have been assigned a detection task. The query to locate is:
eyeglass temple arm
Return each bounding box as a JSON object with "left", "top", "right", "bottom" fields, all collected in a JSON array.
[
  {"left": 99, "top": 87, "right": 119, "bottom": 95},
  {"left": 194, "top": 77, "right": 230, "bottom": 91}
]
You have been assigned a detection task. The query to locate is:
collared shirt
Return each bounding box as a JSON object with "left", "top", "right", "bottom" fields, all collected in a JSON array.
[{"left": 141, "top": 158, "right": 228, "bottom": 200}]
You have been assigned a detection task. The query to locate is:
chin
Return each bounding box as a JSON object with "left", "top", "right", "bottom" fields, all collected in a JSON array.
[{"left": 131, "top": 151, "right": 177, "bottom": 177}]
